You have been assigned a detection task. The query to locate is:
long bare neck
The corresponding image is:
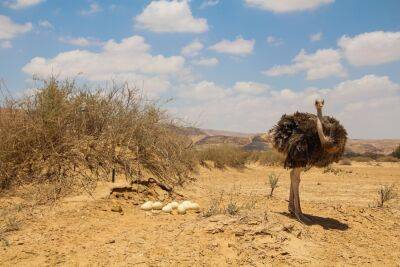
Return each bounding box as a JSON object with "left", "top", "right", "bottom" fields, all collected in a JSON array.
[{"left": 316, "top": 108, "right": 327, "bottom": 145}]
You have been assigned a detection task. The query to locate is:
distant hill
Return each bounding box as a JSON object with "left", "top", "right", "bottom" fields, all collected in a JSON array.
[
  {"left": 346, "top": 139, "right": 400, "bottom": 155},
  {"left": 183, "top": 127, "right": 399, "bottom": 155}
]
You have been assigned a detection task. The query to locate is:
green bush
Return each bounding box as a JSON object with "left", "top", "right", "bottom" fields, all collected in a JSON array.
[{"left": 392, "top": 145, "right": 400, "bottom": 159}]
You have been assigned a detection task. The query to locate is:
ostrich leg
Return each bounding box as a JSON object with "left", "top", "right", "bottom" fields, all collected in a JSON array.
[
  {"left": 290, "top": 168, "right": 312, "bottom": 223},
  {"left": 288, "top": 174, "right": 294, "bottom": 214}
]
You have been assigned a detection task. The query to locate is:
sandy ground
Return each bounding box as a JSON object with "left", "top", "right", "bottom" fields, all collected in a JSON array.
[{"left": 1, "top": 162, "right": 400, "bottom": 266}]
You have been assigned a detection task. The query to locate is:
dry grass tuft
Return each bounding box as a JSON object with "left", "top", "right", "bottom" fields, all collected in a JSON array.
[
  {"left": 0, "top": 78, "right": 196, "bottom": 201},
  {"left": 376, "top": 184, "right": 397, "bottom": 208},
  {"left": 267, "top": 172, "right": 279, "bottom": 197},
  {"left": 203, "top": 188, "right": 257, "bottom": 217}
]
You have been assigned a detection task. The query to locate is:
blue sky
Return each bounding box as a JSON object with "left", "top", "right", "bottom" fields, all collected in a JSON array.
[{"left": 1, "top": 0, "right": 400, "bottom": 138}]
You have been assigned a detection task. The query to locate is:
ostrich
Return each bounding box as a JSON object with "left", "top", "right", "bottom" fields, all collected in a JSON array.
[{"left": 269, "top": 99, "right": 347, "bottom": 223}]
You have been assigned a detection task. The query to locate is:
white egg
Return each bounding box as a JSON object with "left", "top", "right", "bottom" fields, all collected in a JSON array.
[
  {"left": 140, "top": 201, "right": 153, "bottom": 211},
  {"left": 177, "top": 204, "right": 187, "bottom": 215},
  {"left": 162, "top": 204, "right": 173, "bottom": 213},
  {"left": 181, "top": 200, "right": 192, "bottom": 206},
  {"left": 152, "top": 201, "right": 163, "bottom": 210},
  {"left": 180, "top": 200, "right": 192, "bottom": 209},
  {"left": 189, "top": 202, "right": 200, "bottom": 210},
  {"left": 170, "top": 201, "right": 179, "bottom": 209}
]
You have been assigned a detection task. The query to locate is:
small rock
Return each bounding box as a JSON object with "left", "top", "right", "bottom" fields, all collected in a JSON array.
[
  {"left": 206, "top": 225, "right": 224, "bottom": 234},
  {"left": 247, "top": 220, "right": 260, "bottom": 225},
  {"left": 234, "top": 229, "right": 245, "bottom": 236},
  {"left": 228, "top": 243, "right": 237, "bottom": 249},
  {"left": 111, "top": 205, "right": 123, "bottom": 213},
  {"left": 253, "top": 227, "right": 272, "bottom": 236},
  {"left": 105, "top": 239, "right": 115, "bottom": 244},
  {"left": 282, "top": 224, "right": 294, "bottom": 233}
]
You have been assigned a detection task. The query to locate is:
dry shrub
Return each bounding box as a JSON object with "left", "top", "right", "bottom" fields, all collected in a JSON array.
[
  {"left": 339, "top": 158, "right": 352, "bottom": 165},
  {"left": 0, "top": 78, "right": 196, "bottom": 200},
  {"left": 203, "top": 188, "right": 257, "bottom": 217},
  {"left": 248, "top": 150, "right": 284, "bottom": 166},
  {"left": 196, "top": 145, "right": 283, "bottom": 169},
  {"left": 376, "top": 156, "right": 399, "bottom": 162},
  {"left": 267, "top": 172, "right": 279, "bottom": 197},
  {"left": 392, "top": 145, "right": 400, "bottom": 159},
  {"left": 350, "top": 156, "right": 373, "bottom": 162},
  {"left": 196, "top": 145, "right": 249, "bottom": 169},
  {"left": 323, "top": 165, "right": 352, "bottom": 175},
  {"left": 376, "top": 184, "right": 397, "bottom": 208}
]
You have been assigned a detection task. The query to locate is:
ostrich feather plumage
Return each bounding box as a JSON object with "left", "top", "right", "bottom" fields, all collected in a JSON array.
[{"left": 270, "top": 112, "right": 347, "bottom": 169}]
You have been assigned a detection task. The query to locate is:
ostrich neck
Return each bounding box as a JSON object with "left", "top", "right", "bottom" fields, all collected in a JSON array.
[
  {"left": 317, "top": 108, "right": 322, "bottom": 118},
  {"left": 316, "top": 108, "right": 328, "bottom": 145}
]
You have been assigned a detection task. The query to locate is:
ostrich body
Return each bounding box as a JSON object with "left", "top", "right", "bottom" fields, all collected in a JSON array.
[{"left": 270, "top": 99, "right": 347, "bottom": 223}]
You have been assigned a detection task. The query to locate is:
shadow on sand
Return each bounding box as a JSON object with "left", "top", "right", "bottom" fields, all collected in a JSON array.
[{"left": 279, "top": 212, "right": 349, "bottom": 230}]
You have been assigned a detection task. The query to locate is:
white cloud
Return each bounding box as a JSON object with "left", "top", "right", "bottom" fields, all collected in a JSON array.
[
  {"left": 80, "top": 2, "right": 102, "bottom": 16},
  {"left": 1, "top": 41, "right": 12, "bottom": 49},
  {"left": 244, "top": 0, "right": 334, "bottom": 13},
  {"left": 38, "top": 20, "right": 53, "bottom": 29},
  {"left": 172, "top": 75, "right": 400, "bottom": 138},
  {"left": 264, "top": 49, "right": 346, "bottom": 80},
  {"left": 192, "top": 57, "right": 219, "bottom": 67},
  {"left": 181, "top": 40, "right": 203, "bottom": 57},
  {"left": 209, "top": 37, "right": 255, "bottom": 56},
  {"left": 310, "top": 32, "right": 322, "bottom": 42},
  {"left": 200, "top": 0, "right": 219, "bottom": 9},
  {"left": 0, "top": 15, "right": 32, "bottom": 41},
  {"left": 58, "top": 36, "right": 102, "bottom": 47},
  {"left": 22, "top": 35, "right": 185, "bottom": 97},
  {"left": 4, "top": 0, "right": 45, "bottom": 9},
  {"left": 338, "top": 31, "right": 400, "bottom": 66},
  {"left": 266, "top": 36, "right": 283, "bottom": 46},
  {"left": 233, "top": 81, "right": 269, "bottom": 95},
  {"left": 179, "top": 80, "right": 227, "bottom": 101},
  {"left": 135, "top": 0, "right": 208, "bottom": 33}
]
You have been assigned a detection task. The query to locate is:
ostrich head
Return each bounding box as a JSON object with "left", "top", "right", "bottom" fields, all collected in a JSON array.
[{"left": 314, "top": 99, "right": 324, "bottom": 110}]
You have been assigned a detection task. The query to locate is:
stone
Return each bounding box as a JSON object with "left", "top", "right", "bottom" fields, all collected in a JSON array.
[
  {"left": 111, "top": 204, "right": 123, "bottom": 213},
  {"left": 206, "top": 224, "right": 224, "bottom": 234}
]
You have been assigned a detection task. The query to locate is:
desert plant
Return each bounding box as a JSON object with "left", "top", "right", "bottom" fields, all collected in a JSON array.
[
  {"left": 392, "top": 145, "right": 400, "bottom": 159},
  {"left": 268, "top": 172, "right": 279, "bottom": 197},
  {"left": 0, "top": 78, "right": 197, "bottom": 200},
  {"left": 339, "top": 158, "right": 352, "bottom": 165},
  {"left": 196, "top": 145, "right": 249, "bottom": 169},
  {"left": 376, "top": 184, "right": 397, "bottom": 207},
  {"left": 248, "top": 150, "right": 284, "bottom": 166},
  {"left": 350, "top": 156, "right": 373, "bottom": 162},
  {"left": 202, "top": 188, "right": 257, "bottom": 217},
  {"left": 323, "top": 165, "right": 352, "bottom": 175},
  {"left": 376, "top": 156, "right": 399, "bottom": 162},
  {"left": 203, "top": 191, "right": 224, "bottom": 217}
]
